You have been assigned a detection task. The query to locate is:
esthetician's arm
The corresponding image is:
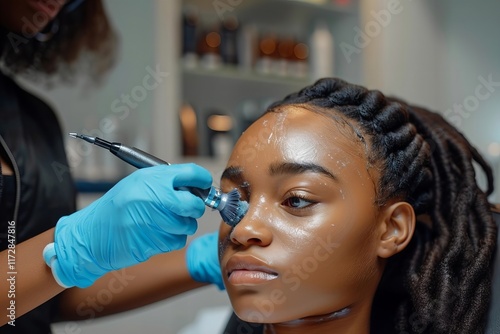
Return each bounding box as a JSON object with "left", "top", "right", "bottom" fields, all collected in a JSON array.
[
  {"left": 58, "top": 231, "right": 222, "bottom": 319},
  {"left": 0, "top": 231, "right": 219, "bottom": 324},
  {"left": 0, "top": 228, "right": 64, "bottom": 326},
  {"left": 58, "top": 249, "right": 203, "bottom": 319},
  {"left": 1, "top": 163, "right": 214, "bottom": 325}
]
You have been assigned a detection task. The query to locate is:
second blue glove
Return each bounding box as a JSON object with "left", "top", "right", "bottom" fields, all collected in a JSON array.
[{"left": 186, "top": 231, "right": 224, "bottom": 290}]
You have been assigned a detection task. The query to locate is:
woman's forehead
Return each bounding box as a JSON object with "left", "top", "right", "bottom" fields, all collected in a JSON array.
[
  {"left": 240, "top": 106, "right": 366, "bottom": 160},
  {"left": 228, "top": 106, "right": 371, "bottom": 184},
  {"left": 225, "top": 105, "right": 378, "bottom": 203}
]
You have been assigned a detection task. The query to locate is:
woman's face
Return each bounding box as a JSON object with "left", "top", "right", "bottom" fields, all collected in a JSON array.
[
  {"left": 0, "top": 0, "right": 65, "bottom": 33},
  {"left": 219, "top": 106, "right": 386, "bottom": 325}
]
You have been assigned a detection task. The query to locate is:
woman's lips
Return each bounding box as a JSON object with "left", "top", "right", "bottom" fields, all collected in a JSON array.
[
  {"left": 226, "top": 255, "right": 279, "bottom": 286},
  {"left": 229, "top": 270, "right": 278, "bottom": 286}
]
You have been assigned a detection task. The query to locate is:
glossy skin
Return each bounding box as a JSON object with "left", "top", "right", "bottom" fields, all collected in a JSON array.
[
  {"left": 219, "top": 106, "right": 414, "bottom": 333},
  {"left": 0, "top": 0, "right": 65, "bottom": 33}
]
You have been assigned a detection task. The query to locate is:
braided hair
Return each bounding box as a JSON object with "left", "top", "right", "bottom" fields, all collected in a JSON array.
[{"left": 266, "top": 78, "right": 497, "bottom": 333}]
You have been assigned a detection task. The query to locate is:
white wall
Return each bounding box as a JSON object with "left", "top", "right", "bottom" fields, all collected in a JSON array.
[
  {"left": 360, "top": 0, "right": 500, "bottom": 201},
  {"left": 438, "top": 0, "right": 500, "bottom": 199},
  {"left": 360, "top": 0, "right": 446, "bottom": 109}
]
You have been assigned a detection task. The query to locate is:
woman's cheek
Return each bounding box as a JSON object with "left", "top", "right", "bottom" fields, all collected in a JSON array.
[{"left": 218, "top": 223, "right": 232, "bottom": 257}]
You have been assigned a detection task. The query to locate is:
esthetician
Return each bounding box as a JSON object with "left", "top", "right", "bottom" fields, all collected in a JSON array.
[{"left": 0, "top": 0, "right": 222, "bottom": 332}]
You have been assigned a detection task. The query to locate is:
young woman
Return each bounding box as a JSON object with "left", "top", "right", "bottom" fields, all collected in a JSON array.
[{"left": 218, "top": 77, "right": 498, "bottom": 333}]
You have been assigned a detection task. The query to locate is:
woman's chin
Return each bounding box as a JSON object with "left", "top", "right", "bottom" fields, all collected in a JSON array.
[
  {"left": 233, "top": 303, "right": 352, "bottom": 326},
  {"left": 232, "top": 304, "right": 309, "bottom": 325}
]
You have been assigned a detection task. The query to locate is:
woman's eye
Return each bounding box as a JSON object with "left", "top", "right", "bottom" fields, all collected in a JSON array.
[{"left": 282, "top": 195, "right": 315, "bottom": 209}]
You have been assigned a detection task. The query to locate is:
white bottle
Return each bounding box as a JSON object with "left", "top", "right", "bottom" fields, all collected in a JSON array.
[{"left": 309, "top": 21, "right": 335, "bottom": 81}]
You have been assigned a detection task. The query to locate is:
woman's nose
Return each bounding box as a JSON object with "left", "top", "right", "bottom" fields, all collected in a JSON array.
[{"left": 229, "top": 202, "right": 273, "bottom": 247}]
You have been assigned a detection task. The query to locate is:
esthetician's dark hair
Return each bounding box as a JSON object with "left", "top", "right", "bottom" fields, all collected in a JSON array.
[
  {"left": 266, "top": 77, "right": 497, "bottom": 333},
  {"left": 0, "top": 0, "right": 117, "bottom": 82}
]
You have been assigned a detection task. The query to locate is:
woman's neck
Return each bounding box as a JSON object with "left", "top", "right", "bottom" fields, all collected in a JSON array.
[{"left": 263, "top": 304, "right": 371, "bottom": 334}]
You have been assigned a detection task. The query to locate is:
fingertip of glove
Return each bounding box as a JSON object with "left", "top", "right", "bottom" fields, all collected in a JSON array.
[
  {"left": 173, "top": 192, "right": 206, "bottom": 219},
  {"left": 189, "top": 220, "right": 199, "bottom": 236},
  {"left": 172, "top": 163, "right": 213, "bottom": 188},
  {"left": 193, "top": 197, "right": 207, "bottom": 219}
]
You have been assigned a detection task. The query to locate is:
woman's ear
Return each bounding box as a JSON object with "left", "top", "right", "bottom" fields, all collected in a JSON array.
[{"left": 376, "top": 202, "right": 415, "bottom": 258}]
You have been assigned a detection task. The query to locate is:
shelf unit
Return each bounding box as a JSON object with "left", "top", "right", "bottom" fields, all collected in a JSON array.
[
  {"left": 183, "top": 66, "right": 311, "bottom": 86},
  {"left": 179, "top": 0, "right": 361, "bottom": 160},
  {"left": 70, "top": 0, "right": 361, "bottom": 192}
]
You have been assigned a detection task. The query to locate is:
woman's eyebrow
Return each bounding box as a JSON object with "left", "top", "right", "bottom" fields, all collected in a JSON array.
[
  {"left": 221, "top": 166, "right": 244, "bottom": 184},
  {"left": 268, "top": 161, "right": 339, "bottom": 182}
]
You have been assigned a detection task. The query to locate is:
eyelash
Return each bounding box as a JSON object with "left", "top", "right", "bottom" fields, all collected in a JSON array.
[
  {"left": 223, "top": 182, "right": 316, "bottom": 212},
  {"left": 236, "top": 183, "right": 250, "bottom": 201},
  {"left": 281, "top": 192, "right": 317, "bottom": 210}
]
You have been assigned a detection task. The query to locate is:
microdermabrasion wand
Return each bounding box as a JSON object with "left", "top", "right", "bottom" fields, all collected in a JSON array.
[{"left": 69, "top": 133, "right": 247, "bottom": 226}]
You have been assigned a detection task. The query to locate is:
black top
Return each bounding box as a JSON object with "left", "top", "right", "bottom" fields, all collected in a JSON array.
[
  {"left": 0, "top": 175, "right": 15, "bottom": 223},
  {"left": 0, "top": 72, "right": 76, "bottom": 333}
]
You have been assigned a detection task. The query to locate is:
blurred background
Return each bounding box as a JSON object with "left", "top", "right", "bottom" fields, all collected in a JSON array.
[{"left": 15, "top": 0, "right": 500, "bottom": 332}]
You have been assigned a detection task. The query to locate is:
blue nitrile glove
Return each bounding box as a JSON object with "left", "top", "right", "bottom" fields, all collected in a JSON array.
[
  {"left": 186, "top": 231, "right": 224, "bottom": 290},
  {"left": 43, "top": 163, "right": 212, "bottom": 288}
]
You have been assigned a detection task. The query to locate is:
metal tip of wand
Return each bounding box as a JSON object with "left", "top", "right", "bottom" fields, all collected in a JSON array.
[{"left": 68, "top": 133, "right": 96, "bottom": 144}]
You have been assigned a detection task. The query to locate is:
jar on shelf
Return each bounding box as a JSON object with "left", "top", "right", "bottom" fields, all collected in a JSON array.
[
  {"left": 181, "top": 5, "right": 199, "bottom": 69},
  {"left": 198, "top": 25, "right": 222, "bottom": 70},
  {"left": 220, "top": 15, "right": 239, "bottom": 66},
  {"left": 255, "top": 32, "right": 278, "bottom": 75},
  {"left": 274, "top": 36, "right": 295, "bottom": 77},
  {"left": 289, "top": 41, "right": 309, "bottom": 78}
]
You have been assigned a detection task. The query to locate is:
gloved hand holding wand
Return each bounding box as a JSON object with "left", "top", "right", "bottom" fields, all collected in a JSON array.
[{"left": 43, "top": 163, "right": 213, "bottom": 288}]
